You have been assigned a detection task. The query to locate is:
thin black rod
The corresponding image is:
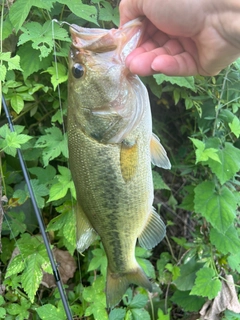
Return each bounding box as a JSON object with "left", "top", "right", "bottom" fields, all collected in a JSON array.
[{"left": 2, "top": 95, "right": 72, "bottom": 320}]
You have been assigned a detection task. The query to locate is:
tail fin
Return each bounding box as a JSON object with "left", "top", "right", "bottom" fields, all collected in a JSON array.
[{"left": 106, "top": 265, "right": 152, "bottom": 308}]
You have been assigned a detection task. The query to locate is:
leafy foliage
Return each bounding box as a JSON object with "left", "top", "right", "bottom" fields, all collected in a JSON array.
[{"left": 1, "top": 0, "right": 240, "bottom": 319}]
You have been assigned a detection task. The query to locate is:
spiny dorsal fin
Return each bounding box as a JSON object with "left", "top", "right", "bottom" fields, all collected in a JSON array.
[
  {"left": 150, "top": 133, "right": 171, "bottom": 169},
  {"left": 75, "top": 203, "right": 98, "bottom": 253},
  {"left": 120, "top": 141, "right": 138, "bottom": 182},
  {"left": 138, "top": 208, "right": 166, "bottom": 249}
]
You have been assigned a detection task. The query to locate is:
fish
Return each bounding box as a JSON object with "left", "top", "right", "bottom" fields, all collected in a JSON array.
[{"left": 67, "top": 18, "right": 171, "bottom": 308}]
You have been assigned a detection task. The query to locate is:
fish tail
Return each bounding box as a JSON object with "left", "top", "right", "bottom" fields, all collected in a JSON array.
[{"left": 106, "top": 265, "right": 152, "bottom": 308}]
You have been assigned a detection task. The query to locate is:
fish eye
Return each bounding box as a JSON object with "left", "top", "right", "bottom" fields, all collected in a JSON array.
[{"left": 72, "top": 63, "right": 84, "bottom": 79}]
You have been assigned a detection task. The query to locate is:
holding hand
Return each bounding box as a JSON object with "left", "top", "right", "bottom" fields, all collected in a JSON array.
[{"left": 119, "top": 0, "right": 240, "bottom": 76}]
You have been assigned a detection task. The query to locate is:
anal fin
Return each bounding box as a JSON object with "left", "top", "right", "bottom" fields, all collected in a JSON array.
[
  {"left": 75, "top": 202, "right": 98, "bottom": 253},
  {"left": 138, "top": 208, "right": 166, "bottom": 249},
  {"left": 150, "top": 133, "right": 171, "bottom": 169}
]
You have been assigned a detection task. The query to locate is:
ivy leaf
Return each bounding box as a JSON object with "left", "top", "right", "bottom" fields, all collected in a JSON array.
[
  {"left": 44, "top": 62, "right": 68, "bottom": 90},
  {"left": 29, "top": 165, "right": 56, "bottom": 185},
  {"left": 190, "top": 267, "right": 222, "bottom": 299},
  {"left": 229, "top": 116, "right": 240, "bottom": 138},
  {"left": 35, "top": 127, "right": 68, "bottom": 166},
  {"left": 210, "top": 226, "right": 240, "bottom": 255},
  {"left": 154, "top": 74, "right": 195, "bottom": 90},
  {"left": 173, "top": 258, "right": 203, "bottom": 291},
  {"left": 207, "top": 142, "right": 240, "bottom": 184},
  {"left": 194, "top": 181, "right": 237, "bottom": 233},
  {"left": 37, "top": 304, "right": 66, "bottom": 320},
  {"left": 171, "top": 290, "right": 205, "bottom": 312},
  {"left": 9, "top": 0, "right": 54, "bottom": 32}
]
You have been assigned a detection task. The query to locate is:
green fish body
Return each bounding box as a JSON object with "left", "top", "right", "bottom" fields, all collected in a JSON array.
[{"left": 68, "top": 19, "right": 171, "bottom": 308}]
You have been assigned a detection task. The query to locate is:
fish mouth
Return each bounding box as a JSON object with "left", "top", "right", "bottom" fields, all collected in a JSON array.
[{"left": 69, "top": 18, "right": 144, "bottom": 57}]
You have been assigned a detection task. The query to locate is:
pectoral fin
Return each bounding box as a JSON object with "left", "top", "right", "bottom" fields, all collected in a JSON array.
[
  {"left": 150, "top": 133, "right": 171, "bottom": 169},
  {"left": 120, "top": 140, "right": 138, "bottom": 182},
  {"left": 75, "top": 202, "right": 98, "bottom": 253},
  {"left": 138, "top": 208, "right": 166, "bottom": 249}
]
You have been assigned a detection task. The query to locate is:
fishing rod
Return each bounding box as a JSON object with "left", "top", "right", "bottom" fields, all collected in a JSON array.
[{"left": 1, "top": 95, "right": 73, "bottom": 320}]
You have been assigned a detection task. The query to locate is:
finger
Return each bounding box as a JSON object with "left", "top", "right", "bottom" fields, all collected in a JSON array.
[
  {"left": 151, "top": 53, "right": 199, "bottom": 76},
  {"left": 119, "top": 0, "right": 144, "bottom": 26}
]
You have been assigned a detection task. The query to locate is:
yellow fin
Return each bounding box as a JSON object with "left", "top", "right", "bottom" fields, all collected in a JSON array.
[
  {"left": 138, "top": 208, "right": 166, "bottom": 249},
  {"left": 150, "top": 133, "right": 171, "bottom": 169},
  {"left": 106, "top": 265, "right": 152, "bottom": 308},
  {"left": 120, "top": 141, "right": 138, "bottom": 182},
  {"left": 75, "top": 202, "right": 98, "bottom": 253}
]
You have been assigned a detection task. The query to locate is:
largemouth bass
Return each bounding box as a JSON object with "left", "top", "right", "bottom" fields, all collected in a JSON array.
[{"left": 68, "top": 18, "right": 171, "bottom": 308}]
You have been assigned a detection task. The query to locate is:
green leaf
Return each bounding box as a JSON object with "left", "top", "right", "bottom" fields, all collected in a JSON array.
[
  {"left": 131, "top": 308, "right": 151, "bottom": 320},
  {"left": 194, "top": 181, "right": 237, "bottom": 233},
  {"left": 9, "top": 0, "right": 54, "bottom": 32},
  {"left": 59, "top": 0, "right": 98, "bottom": 24},
  {"left": 173, "top": 258, "right": 203, "bottom": 291},
  {"left": 0, "top": 65, "right": 7, "bottom": 81},
  {"left": 5, "top": 254, "right": 25, "bottom": 278},
  {"left": 228, "top": 253, "right": 240, "bottom": 273},
  {"left": 129, "top": 294, "right": 148, "bottom": 309},
  {"left": 207, "top": 143, "right": 240, "bottom": 184},
  {"left": 37, "top": 304, "right": 66, "bottom": 320},
  {"left": 152, "top": 170, "right": 170, "bottom": 190},
  {"left": 35, "top": 127, "right": 68, "bottom": 166},
  {"left": 154, "top": 74, "right": 195, "bottom": 90},
  {"left": 83, "top": 277, "right": 108, "bottom": 320},
  {"left": 157, "top": 308, "right": 171, "bottom": 320},
  {"left": 210, "top": 226, "right": 240, "bottom": 254},
  {"left": 190, "top": 267, "right": 222, "bottom": 299},
  {"left": 29, "top": 165, "right": 56, "bottom": 185},
  {"left": 17, "top": 42, "right": 52, "bottom": 79},
  {"left": 21, "top": 254, "right": 44, "bottom": 302},
  {"left": 223, "top": 310, "right": 240, "bottom": 320},
  {"left": 229, "top": 116, "right": 240, "bottom": 138},
  {"left": 88, "top": 248, "right": 107, "bottom": 278},
  {"left": 109, "top": 308, "right": 126, "bottom": 320},
  {"left": 2, "top": 211, "right": 26, "bottom": 238},
  {"left": 48, "top": 166, "right": 76, "bottom": 202},
  {"left": 18, "top": 21, "right": 70, "bottom": 59},
  {"left": 10, "top": 95, "right": 24, "bottom": 114},
  {"left": 0, "top": 307, "right": 6, "bottom": 318},
  {"left": 25, "top": 179, "right": 49, "bottom": 209},
  {"left": 190, "top": 138, "right": 221, "bottom": 163},
  {"left": 171, "top": 290, "right": 205, "bottom": 312},
  {"left": 44, "top": 62, "right": 68, "bottom": 90}
]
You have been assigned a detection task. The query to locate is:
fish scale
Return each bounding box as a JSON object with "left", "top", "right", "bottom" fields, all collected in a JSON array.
[{"left": 67, "top": 18, "right": 171, "bottom": 308}]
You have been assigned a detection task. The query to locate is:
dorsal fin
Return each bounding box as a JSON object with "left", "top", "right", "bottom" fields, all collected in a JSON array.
[{"left": 150, "top": 133, "right": 171, "bottom": 169}]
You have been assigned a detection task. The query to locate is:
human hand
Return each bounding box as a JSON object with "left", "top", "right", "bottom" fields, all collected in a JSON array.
[{"left": 119, "top": 0, "right": 240, "bottom": 77}]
